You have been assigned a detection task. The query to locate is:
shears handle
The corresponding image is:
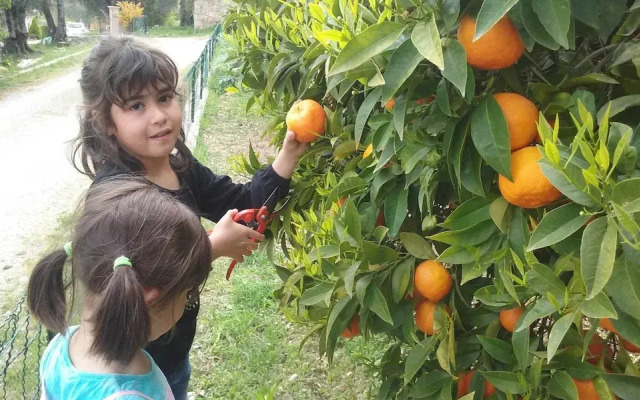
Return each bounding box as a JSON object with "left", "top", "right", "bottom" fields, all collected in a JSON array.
[{"left": 225, "top": 206, "right": 270, "bottom": 280}]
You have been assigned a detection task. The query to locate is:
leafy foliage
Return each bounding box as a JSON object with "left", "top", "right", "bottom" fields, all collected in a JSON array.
[
  {"left": 116, "top": 0, "right": 143, "bottom": 29},
  {"left": 226, "top": 0, "right": 640, "bottom": 398},
  {"left": 28, "top": 17, "right": 42, "bottom": 39}
]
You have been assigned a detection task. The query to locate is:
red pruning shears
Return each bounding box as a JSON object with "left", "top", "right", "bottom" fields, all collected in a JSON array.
[{"left": 225, "top": 188, "right": 288, "bottom": 280}]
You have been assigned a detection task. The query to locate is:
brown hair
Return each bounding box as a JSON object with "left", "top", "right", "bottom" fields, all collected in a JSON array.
[
  {"left": 27, "top": 178, "right": 211, "bottom": 364},
  {"left": 72, "top": 36, "right": 193, "bottom": 178}
]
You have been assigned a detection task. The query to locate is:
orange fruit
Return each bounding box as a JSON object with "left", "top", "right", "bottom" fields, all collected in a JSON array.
[
  {"left": 493, "top": 93, "right": 539, "bottom": 151},
  {"left": 286, "top": 99, "right": 326, "bottom": 143},
  {"left": 457, "top": 14, "right": 525, "bottom": 70},
  {"left": 499, "top": 146, "right": 562, "bottom": 208},
  {"left": 376, "top": 210, "right": 385, "bottom": 227},
  {"left": 341, "top": 315, "right": 359, "bottom": 339},
  {"left": 415, "top": 301, "right": 449, "bottom": 335},
  {"left": 499, "top": 306, "right": 525, "bottom": 333},
  {"left": 363, "top": 143, "right": 374, "bottom": 158},
  {"left": 584, "top": 334, "right": 613, "bottom": 365},
  {"left": 414, "top": 260, "right": 452, "bottom": 302},
  {"left": 456, "top": 370, "right": 496, "bottom": 399},
  {"left": 385, "top": 98, "right": 395, "bottom": 111},
  {"left": 621, "top": 337, "right": 640, "bottom": 353},
  {"left": 415, "top": 95, "right": 435, "bottom": 105},
  {"left": 600, "top": 318, "right": 617, "bottom": 334},
  {"left": 572, "top": 378, "right": 602, "bottom": 400}
]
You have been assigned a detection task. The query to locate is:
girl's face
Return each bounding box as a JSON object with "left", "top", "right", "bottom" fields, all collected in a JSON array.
[
  {"left": 148, "top": 289, "right": 189, "bottom": 341},
  {"left": 109, "top": 83, "right": 181, "bottom": 165}
]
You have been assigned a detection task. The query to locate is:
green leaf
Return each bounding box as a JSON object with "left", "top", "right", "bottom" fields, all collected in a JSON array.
[
  {"left": 609, "top": 312, "right": 640, "bottom": 350},
  {"left": 532, "top": 0, "right": 571, "bottom": 48},
  {"left": 300, "top": 282, "right": 335, "bottom": 306},
  {"left": 547, "top": 310, "right": 577, "bottom": 361},
  {"left": 612, "top": 178, "right": 640, "bottom": 213},
  {"left": 365, "top": 286, "right": 394, "bottom": 325},
  {"left": 581, "top": 217, "right": 618, "bottom": 300},
  {"left": 411, "top": 16, "right": 443, "bottom": 70},
  {"left": 516, "top": 299, "right": 557, "bottom": 332},
  {"left": 392, "top": 259, "right": 413, "bottom": 303},
  {"left": 562, "top": 74, "right": 619, "bottom": 89},
  {"left": 601, "top": 374, "right": 640, "bottom": 399},
  {"left": 570, "top": 0, "right": 626, "bottom": 39},
  {"left": 597, "top": 95, "right": 640, "bottom": 125},
  {"left": 429, "top": 220, "right": 497, "bottom": 246},
  {"left": 527, "top": 203, "right": 590, "bottom": 250},
  {"left": 521, "top": 0, "right": 561, "bottom": 50},
  {"left": 344, "top": 261, "right": 362, "bottom": 297},
  {"left": 471, "top": 96, "right": 512, "bottom": 179},
  {"left": 384, "top": 187, "right": 409, "bottom": 237},
  {"left": 538, "top": 160, "right": 597, "bottom": 207},
  {"left": 363, "top": 241, "right": 400, "bottom": 264},
  {"left": 547, "top": 370, "right": 578, "bottom": 400},
  {"left": 442, "top": 40, "right": 467, "bottom": 96},
  {"left": 580, "top": 292, "right": 618, "bottom": 319},
  {"left": 605, "top": 255, "right": 640, "bottom": 320},
  {"left": 442, "top": 0, "right": 460, "bottom": 30},
  {"left": 344, "top": 196, "right": 362, "bottom": 244},
  {"left": 474, "top": 0, "right": 520, "bottom": 40},
  {"left": 525, "top": 263, "right": 567, "bottom": 300},
  {"left": 460, "top": 144, "right": 485, "bottom": 196},
  {"left": 490, "top": 196, "right": 512, "bottom": 233},
  {"left": 400, "top": 232, "right": 436, "bottom": 259},
  {"left": 512, "top": 327, "right": 531, "bottom": 370},
  {"left": 477, "top": 336, "right": 514, "bottom": 364},
  {"left": 437, "top": 246, "right": 475, "bottom": 264},
  {"left": 404, "top": 337, "right": 437, "bottom": 384},
  {"left": 475, "top": 285, "right": 530, "bottom": 307},
  {"left": 354, "top": 87, "right": 383, "bottom": 146},
  {"left": 382, "top": 40, "right": 424, "bottom": 102},
  {"left": 329, "top": 22, "right": 405, "bottom": 76},
  {"left": 481, "top": 371, "right": 527, "bottom": 394},
  {"left": 248, "top": 142, "right": 262, "bottom": 169}
]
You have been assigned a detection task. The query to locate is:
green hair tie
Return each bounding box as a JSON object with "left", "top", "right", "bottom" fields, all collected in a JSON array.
[
  {"left": 63, "top": 241, "right": 73, "bottom": 257},
  {"left": 113, "top": 256, "right": 133, "bottom": 272}
]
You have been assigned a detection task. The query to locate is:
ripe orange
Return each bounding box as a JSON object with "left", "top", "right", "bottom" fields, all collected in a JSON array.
[
  {"left": 415, "top": 301, "right": 449, "bottom": 335},
  {"left": 600, "top": 318, "right": 617, "bottom": 334},
  {"left": 341, "top": 315, "right": 359, "bottom": 339},
  {"left": 584, "top": 334, "right": 613, "bottom": 365},
  {"left": 456, "top": 370, "right": 496, "bottom": 399},
  {"left": 286, "top": 99, "right": 326, "bottom": 143},
  {"left": 385, "top": 98, "right": 395, "bottom": 111},
  {"left": 363, "top": 143, "right": 374, "bottom": 158},
  {"left": 499, "top": 306, "right": 525, "bottom": 333},
  {"left": 622, "top": 337, "right": 640, "bottom": 353},
  {"left": 498, "top": 146, "right": 562, "bottom": 208},
  {"left": 457, "top": 14, "right": 525, "bottom": 70},
  {"left": 493, "top": 93, "right": 539, "bottom": 151},
  {"left": 415, "top": 95, "right": 435, "bottom": 105},
  {"left": 414, "top": 260, "right": 452, "bottom": 302},
  {"left": 572, "top": 378, "right": 602, "bottom": 400}
]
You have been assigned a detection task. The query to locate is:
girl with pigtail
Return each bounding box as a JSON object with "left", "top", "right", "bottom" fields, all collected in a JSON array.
[{"left": 28, "top": 178, "right": 212, "bottom": 400}]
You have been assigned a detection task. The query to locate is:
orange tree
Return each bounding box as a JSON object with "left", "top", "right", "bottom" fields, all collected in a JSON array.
[{"left": 224, "top": 0, "right": 640, "bottom": 398}]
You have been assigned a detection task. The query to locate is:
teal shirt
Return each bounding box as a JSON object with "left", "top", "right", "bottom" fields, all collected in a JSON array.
[{"left": 40, "top": 326, "right": 174, "bottom": 400}]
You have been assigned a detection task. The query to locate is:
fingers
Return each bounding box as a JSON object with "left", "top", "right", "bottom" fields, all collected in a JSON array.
[
  {"left": 234, "top": 254, "right": 245, "bottom": 263},
  {"left": 248, "top": 229, "right": 265, "bottom": 242},
  {"left": 246, "top": 241, "right": 259, "bottom": 251},
  {"left": 285, "top": 129, "right": 296, "bottom": 141}
]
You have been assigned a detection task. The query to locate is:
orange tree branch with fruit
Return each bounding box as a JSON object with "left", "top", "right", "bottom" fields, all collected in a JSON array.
[{"left": 224, "top": 0, "right": 640, "bottom": 398}]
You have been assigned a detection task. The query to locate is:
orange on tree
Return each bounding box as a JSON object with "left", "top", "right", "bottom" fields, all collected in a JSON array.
[
  {"left": 415, "top": 301, "right": 449, "bottom": 335},
  {"left": 384, "top": 98, "right": 395, "bottom": 111},
  {"left": 341, "top": 315, "right": 359, "bottom": 339},
  {"left": 285, "top": 99, "right": 326, "bottom": 143},
  {"left": 414, "top": 260, "right": 452, "bottom": 302},
  {"left": 457, "top": 14, "right": 524, "bottom": 70},
  {"left": 376, "top": 209, "right": 385, "bottom": 227},
  {"left": 493, "top": 92, "right": 539, "bottom": 151},
  {"left": 499, "top": 306, "right": 525, "bottom": 333},
  {"left": 600, "top": 318, "right": 617, "bottom": 334},
  {"left": 363, "top": 143, "right": 374, "bottom": 158},
  {"left": 584, "top": 334, "right": 613, "bottom": 365},
  {"left": 621, "top": 337, "right": 640, "bottom": 353},
  {"left": 456, "top": 370, "right": 497, "bottom": 399},
  {"left": 572, "top": 378, "right": 602, "bottom": 400},
  {"left": 499, "top": 146, "right": 562, "bottom": 208}
]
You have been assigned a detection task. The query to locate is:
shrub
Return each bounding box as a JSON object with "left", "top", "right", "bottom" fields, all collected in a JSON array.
[
  {"left": 116, "top": 1, "right": 144, "bottom": 30},
  {"left": 226, "top": 0, "right": 640, "bottom": 399},
  {"left": 28, "top": 18, "right": 42, "bottom": 39}
]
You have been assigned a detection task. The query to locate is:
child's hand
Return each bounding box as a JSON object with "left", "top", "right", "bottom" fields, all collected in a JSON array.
[
  {"left": 208, "top": 209, "right": 265, "bottom": 262},
  {"left": 272, "top": 130, "right": 308, "bottom": 179}
]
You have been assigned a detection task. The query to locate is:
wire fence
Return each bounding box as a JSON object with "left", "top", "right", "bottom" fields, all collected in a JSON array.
[{"left": 0, "top": 25, "right": 223, "bottom": 399}]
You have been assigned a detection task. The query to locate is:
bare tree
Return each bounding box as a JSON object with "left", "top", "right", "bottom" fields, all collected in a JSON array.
[{"left": 53, "top": 0, "right": 66, "bottom": 42}]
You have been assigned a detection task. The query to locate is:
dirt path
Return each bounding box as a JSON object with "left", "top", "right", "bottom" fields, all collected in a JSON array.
[{"left": 0, "top": 36, "right": 209, "bottom": 302}]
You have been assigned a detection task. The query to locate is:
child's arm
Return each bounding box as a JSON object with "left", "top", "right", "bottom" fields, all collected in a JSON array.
[
  {"left": 208, "top": 209, "right": 265, "bottom": 261},
  {"left": 271, "top": 130, "right": 308, "bottom": 179}
]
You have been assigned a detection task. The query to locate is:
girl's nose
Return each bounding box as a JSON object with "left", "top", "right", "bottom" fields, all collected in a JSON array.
[{"left": 150, "top": 103, "right": 168, "bottom": 125}]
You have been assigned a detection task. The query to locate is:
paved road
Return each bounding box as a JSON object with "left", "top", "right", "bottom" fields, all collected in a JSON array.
[{"left": 0, "top": 36, "right": 209, "bottom": 300}]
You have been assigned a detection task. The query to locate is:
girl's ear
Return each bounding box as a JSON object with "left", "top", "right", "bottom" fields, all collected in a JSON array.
[{"left": 141, "top": 287, "right": 161, "bottom": 306}]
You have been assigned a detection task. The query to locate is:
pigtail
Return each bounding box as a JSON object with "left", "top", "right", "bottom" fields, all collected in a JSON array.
[
  {"left": 27, "top": 250, "right": 68, "bottom": 333},
  {"left": 90, "top": 264, "right": 150, "bottom": 364}
]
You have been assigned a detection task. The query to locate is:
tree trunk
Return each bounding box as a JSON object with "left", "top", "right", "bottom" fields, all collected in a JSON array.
[
  {"left": 54, "top": 0, "right": 66, "bottom": 42},
  {"left": 42, "top": 0, "right": 56, "bottom": 37},
  {"left": 2, "top": 3, "right": 33, "bottom": 54},
  {"left": 179, "top": 0, "right": 193, "bottom": 27}
]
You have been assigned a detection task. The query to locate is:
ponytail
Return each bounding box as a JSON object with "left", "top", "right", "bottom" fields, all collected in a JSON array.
[
  {"left": 90, "top": 264, "right": 150, "bottom": 364},
  {"left": 27, "top": 249, "right": 68, "bottom": 333}
]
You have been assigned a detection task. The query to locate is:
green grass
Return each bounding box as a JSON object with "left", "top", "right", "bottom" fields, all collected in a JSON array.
[
  {"left": 189, "top": 44, "right": 383, "bottom": 399},
  {"left": 0, "top": 39, "right": 97, "bottom": 98},
  {"left": 144, "top": 25, "right": 215, "bottom": 37}
]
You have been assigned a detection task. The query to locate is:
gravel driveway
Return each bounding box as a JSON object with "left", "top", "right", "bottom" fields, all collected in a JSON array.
[{"left": 0, "top": 36, "right": 209, "bottom": 301}]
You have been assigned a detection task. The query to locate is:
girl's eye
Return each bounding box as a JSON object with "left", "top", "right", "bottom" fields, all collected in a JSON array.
[
  {"left": 159, "top": 94, "right": 173, "bottom": 103},
  {"left": 130, "top": 103, "right": 144, "bottom": 111}
]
